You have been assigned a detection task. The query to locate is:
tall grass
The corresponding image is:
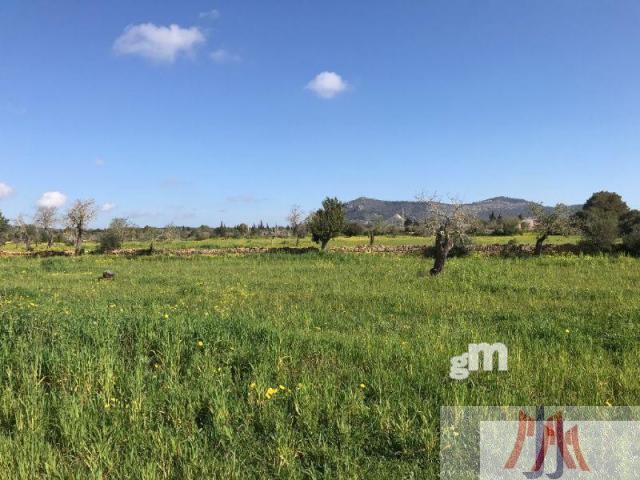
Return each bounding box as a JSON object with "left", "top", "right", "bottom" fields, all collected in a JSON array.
[{"left": 0, "top": 253, "right": 637, "bottom": 478}]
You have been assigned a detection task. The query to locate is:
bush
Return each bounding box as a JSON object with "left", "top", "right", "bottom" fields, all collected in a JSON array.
[
  {"left": 342, "top": 222, "right": 364, "bottom": 237},
  {"left": 99, "top": 231, "right": 122, "bottom": 253},
  {"left": 500, "top": 239, "right": 525, "bottom": 258},
  {"left": 449, "top": 235, "right": 474, "bottom": 257},
  {"left": 580, "top": 208, "right": 619, "bottom": 252},
  {"left": 623, "top": 225, "right": 640, "bottom": 256},
  {"left": 192, "top": 228, "right": 211, "bottom": 241},
  {"left": 493, "top": 218, "right": 521, "bottom": 235}
]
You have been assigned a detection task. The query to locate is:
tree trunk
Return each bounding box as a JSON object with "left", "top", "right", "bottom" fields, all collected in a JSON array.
[
  {"left": 47, "top": 232, "right": 53, "bottom": 248},
  {"left": 534, "top": 233, "right": 547, "bottom": 256},
  {"left": 295, "top": 236, "right": 300, "bottom": 246},
  {"left": 320, "top": 239, "right": 329, "bottom": 251},
  {"left": 369, "top": 231, "right": 375, "bottom": 246},
  {"left": 430, "top": 229, "right": 453, "bottom": 275},
  {"left": 75, "top": 224, "right": 83, "bottom": 255}
]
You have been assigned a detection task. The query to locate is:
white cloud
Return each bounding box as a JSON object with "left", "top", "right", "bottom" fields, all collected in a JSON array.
[
  {"left": 0, "top": 182, "right": 14, "bottom": 199},
  {"left": 37, "top": 191, "right": 67, "bottom": 208},
  {"left": 199, "top": 9, "right": 220, "bottom": 20},
  {"left": 210, "top": 49, "right": 242, "bottom": 64},
  {"left": 305, "top": 71, "right": 348, "bottom": 99},
  {"left": 95, "top": 158, "right": 105, "bottom": 167},
  {"left": 113, "top": 23, "right": 205, "bottom": 63},
  {"left": 101, "top": 202, "right": 116, "bottom": 212}
]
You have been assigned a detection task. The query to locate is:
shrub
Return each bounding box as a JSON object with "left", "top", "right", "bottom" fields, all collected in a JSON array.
[
  {"left": 342, "top": 222, "right": 364, "bottom": 237},
  {"left": 500, "top": 239, "right": 525, "bottom": 258},
  {"left": 99, "top": 231, "right": 122, "bottom": 253},
  {"left": 623, "top": 225, "right": 640, "bottom": 256},
  {"left": 191, "top": 227, "right": 211, "bottom": 241},
  {"left": 580, "top": 208, "right": 619, "bottom": 252},
  {"left": 500, "top": 218, "right": 521, "bottom": 235},
  {"left": 449, "top": 235, "right": 474, "bottom": 257}
]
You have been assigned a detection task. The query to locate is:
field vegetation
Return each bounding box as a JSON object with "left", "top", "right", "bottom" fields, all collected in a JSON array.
[
  {"left": 0, "top": 233, "right": 582, "bottom": 254},
  {"left": 0, "top": 253, "right": 638, "bottom": 477}
]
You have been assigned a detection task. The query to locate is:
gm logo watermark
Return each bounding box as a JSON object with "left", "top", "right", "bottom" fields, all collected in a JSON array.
[{"left": 450, "top": 343, "right": 508, "bottom": 380}]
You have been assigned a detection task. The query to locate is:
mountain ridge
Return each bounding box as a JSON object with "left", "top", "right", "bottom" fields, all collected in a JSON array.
[{"left": 344, "top": 196, "right": 580, "bottom": 223}]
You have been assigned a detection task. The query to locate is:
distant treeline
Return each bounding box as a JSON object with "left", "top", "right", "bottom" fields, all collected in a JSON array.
[
  {"left": 0, "top": 214, "right": 545, "bottom": 248},
  {"left": 1, "top": 191, "right": 639, "bottom": 266}
]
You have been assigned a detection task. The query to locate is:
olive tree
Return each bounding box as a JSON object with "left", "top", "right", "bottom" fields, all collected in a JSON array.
[
  {"left": 65, "top": 199, "right": 97, "bottom": 255},
  {"left": 418, "top": 194, "right": 472, "bottom": 275},
  {"left": 308, "top": 197, "right": 345, "bottom": 251},
  {"left": 34, "top": 206, "right": 58, "bottom": 248},
  {"left": 15, "top": 215, "right": 36, "bottom": 251},
  {"left": 365, "top": 215, "right": 388, "bottom": 246},
  {"left": 287, "top": 205, "right": 306, "bottom": 246},
  {"left": 529, "top": 203, "right": 571, "bottom": 255}
]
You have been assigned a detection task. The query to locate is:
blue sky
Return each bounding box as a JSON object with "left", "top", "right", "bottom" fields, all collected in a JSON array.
[{"left": 1, "top": 0, "right": 639, "bottom": 227}]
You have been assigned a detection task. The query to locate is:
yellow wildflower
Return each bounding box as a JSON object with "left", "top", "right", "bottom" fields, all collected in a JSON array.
[
  {"left": 197, "top": 340, "right": 204, "bottom": 348},
  {"left": 265, "top": 387, "right": 279, "bottom": 399}
]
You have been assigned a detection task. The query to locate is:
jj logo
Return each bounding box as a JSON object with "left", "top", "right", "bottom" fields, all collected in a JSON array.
[{"left": 449, "top": 343, "right": 508, "bottom": 380}]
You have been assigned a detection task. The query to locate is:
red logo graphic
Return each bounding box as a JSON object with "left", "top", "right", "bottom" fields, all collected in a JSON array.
[{"left": 504, "top": 407, "right": 590, "bottom": 478}]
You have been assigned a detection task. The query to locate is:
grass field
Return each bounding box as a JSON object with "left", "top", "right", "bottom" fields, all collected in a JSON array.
[
  {"left": 0, "top": 253, "right": 638, "bottom": 478},
  {"left": 1, "top": 233, "right": 581, "bottom": 253}
]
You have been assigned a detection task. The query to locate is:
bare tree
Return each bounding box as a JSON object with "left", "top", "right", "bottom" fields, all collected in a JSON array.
[
  {"left": 65, "top": 199, "right": 97, "bottom": 255},
  {"left": 418, "top": 194, "right": 472, "bottom": 275},
  {"left": 108, "top": 217, "right": 133, "bottom": 242},
  {"left": 34, "top": 206, "right": 57, "bottom": 248},
  {"left": 287, "top": 205, "right": 305, "bottom": 246},
  {"left": 161, "top": 223, "right": 180, "bottom": 242},
  {"left": 529, "top": 203, "right": 571, "bottom": 255}
]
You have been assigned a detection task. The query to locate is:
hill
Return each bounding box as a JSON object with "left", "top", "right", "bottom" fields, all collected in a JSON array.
[{"left": 344, "top": 196, "right": 578, "bottom": 224}]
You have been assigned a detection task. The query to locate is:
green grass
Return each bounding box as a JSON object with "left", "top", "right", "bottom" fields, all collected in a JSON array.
[
  {"left": 0, "top": 253, "right": 638, "bottom": 478},
  {"left": 2, "top": 233, "right": 580, "bottom": 253}
]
